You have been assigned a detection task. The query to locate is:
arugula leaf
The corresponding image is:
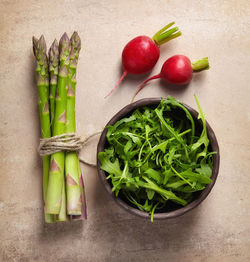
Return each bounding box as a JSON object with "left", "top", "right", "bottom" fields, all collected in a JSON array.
[
  {"left": 196, "top": 163, "right": 212, "bottom": 178},
  {"left": 155, "top": 108, "right": 184, "bottom": 143},
  {"left": 144, "top": 168, "right": 163, "bottom": 184},
  {"left": 191, "top": 94, "right": 209, "bottom": 154},
  {"left": 180, "top": 169, "right": 212, "bottom": 184},
  {"left": 98, "top": 151, "right": 122, "bottom": 177},
  {"left": 146, "top": 188, "right": 155, "bottom": 200},
  {"left": 166, "top": 180, "right": 187, "bottom": 189},
  {"left": 140, "top": 176, "right": 187, "bottom": 206}
]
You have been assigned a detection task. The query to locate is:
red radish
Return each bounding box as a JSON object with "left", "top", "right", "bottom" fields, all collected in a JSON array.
[
  {"left": 131, "top": 55, "right": 210, "bottom": 102},
  {"left": 105, "top": 22, "right": 181, "bottom": 98}
]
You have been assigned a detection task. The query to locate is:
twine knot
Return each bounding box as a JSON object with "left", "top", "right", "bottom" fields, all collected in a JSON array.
[{"left": 38, "top": 131, "right": 102, "bottom": 167}]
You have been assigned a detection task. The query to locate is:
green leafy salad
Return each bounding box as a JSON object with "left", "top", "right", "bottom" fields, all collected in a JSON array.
[{"left": 98, "top": 96, "right": 214, "bottom": 221}]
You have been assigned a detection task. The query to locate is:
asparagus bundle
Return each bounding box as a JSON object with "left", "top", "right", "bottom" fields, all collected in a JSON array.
[{"left": 32, "top": 32, "right": 87, "bottom": 223}]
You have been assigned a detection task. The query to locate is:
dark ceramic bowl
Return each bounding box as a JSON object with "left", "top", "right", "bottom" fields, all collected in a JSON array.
[{"left": 97, "top": 98, "right": 220, "bottom": 220}]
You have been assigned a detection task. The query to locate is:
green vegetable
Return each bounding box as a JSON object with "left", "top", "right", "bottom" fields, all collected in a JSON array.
[
  {"left": 33, "top": 32, "right": 86, "bottom": 222},
  {"left": 32, "top": 35, "right": 55, "bottom": 223},
  {"left": 48, "top": 39, "right": 59, "bottom": 129},
  {"left": 98, "top": 96, "right": 214, "bottom": 221},
  {"left": 46, "top": 33, "right": 71, "bottom": 218},
  {"left": 65, "top": 32, "right": 83, "bottom": 215}
]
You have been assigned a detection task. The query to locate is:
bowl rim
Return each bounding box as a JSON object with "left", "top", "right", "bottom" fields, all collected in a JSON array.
[{"left": 96, "top": 97, "right": 220, "bottom": 220}]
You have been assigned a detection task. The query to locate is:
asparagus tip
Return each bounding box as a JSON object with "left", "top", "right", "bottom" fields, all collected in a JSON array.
[
  {"left": 49, "top": 39, "right": 59, "bottom": 69},
  {"left": 49, "top": 39, "right": 59, "bottom": 57},
  {"left": 32, "top": 35, "right": 47, "bottom": 63},
  {"left": 32, "top": 36, "right": 38, "bottom": 55},
  {"left": 38, "top": 35, "right": 45, "bottom": 43},
  {"left": 52, "top": 39, "right": 59, "bottom": 48},
  {"left": 70, "top": 31, "right": 81, "bottom": 54},
  {"left": 70, "top": 31, "right": 79, "bottom": 41},
  {"left": 59, "top": 33, "right": 70, "bottom": 54},
  {"left": 38, "top": 35, "right": 47, "bottom": 52},
  {"left": 60, "top": 32, "right": 70, "bottom": 43},
  {"left": 32, "top": 36, "right": 38, "bottom": 46}
]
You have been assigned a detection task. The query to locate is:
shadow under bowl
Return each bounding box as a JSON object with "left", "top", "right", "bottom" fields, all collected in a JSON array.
[{"left": 96, "top": 98, "right": 220, "bottom": 220}]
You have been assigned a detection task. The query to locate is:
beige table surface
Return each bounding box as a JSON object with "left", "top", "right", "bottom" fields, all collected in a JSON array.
[{"left": 0, "top": 0, "right": 250, "bottom": 261}]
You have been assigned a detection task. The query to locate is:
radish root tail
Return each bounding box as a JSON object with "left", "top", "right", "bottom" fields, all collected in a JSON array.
[
  {"left": 131, "top": 74, "right": 161, "bottom": 103},
  {"left": 105, "top": 70, "right": 128, "bottom": 98}
]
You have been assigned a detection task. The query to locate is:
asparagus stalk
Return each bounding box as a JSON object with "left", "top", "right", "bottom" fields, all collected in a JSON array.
[
  {"left": 72, "top": 164, "right": 87, "bottom": 220},
  {"left": 49, "top": 38, "right": 68, "bottom": 222},
  {"left": 32, "top": 35, "right": 55, "bottom": 223},
  {"left": 79, "top": 163, "right": 87, "bottom": 219},
  {"left": 48, "top": 39, "right": 59, "bottom": 130},
  {"left": 45, "top": 33, "right": 71, "bottom": 217},
  {"left": 65, "top": 32, "right": 83, "bottom": 215},
  {"left": 57, "top": 174, "right": 67, "bottom": 221}
]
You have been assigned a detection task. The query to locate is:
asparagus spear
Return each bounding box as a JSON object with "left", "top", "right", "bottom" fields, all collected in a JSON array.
[
  {"left": 48, "top": 39, "right": 59, "bottom": 130},
  {"left": 49, "top": 38, "right": 68, "bottom": 222},
  {"left": 32, "top": 35, "right": 55, "bottom": 223},
  {"left": 46, "top": 33, "right": 71, "bottom": 217},
  {"left": 65, "top": 32, "right": 83, "bottom": 215}
]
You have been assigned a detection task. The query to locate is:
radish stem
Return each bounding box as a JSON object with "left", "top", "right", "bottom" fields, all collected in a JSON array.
[
  {"left": 153, "top": 22, "right": 175, "bottom": 37},
  {"left": 192, "top": 57, "right": 210, "bottom": 72},
  {"left": 152, "top": 22, "right": 181, "bottom": 46}
]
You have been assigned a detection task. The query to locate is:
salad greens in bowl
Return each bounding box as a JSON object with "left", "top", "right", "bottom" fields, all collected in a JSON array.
[{"left": 97, "top": 96, "right": 219, "bottom": 221}]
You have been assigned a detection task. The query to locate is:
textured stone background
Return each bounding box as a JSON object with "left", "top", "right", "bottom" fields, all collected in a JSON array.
[{"left": 0, "top": 0, "right": 249, "bottom": 261}]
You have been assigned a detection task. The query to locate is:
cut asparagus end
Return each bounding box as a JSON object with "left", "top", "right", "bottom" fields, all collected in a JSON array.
[
  {"left": 44, "top": 213, "right": 56, "bottom": 223},
  {"left": 56, "top": 179, "right": 68, "bottom": 221}
]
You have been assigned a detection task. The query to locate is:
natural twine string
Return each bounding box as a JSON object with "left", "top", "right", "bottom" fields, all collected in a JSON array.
[{"left": 38, "top": 131, "right": 102, "bottom": 167}]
